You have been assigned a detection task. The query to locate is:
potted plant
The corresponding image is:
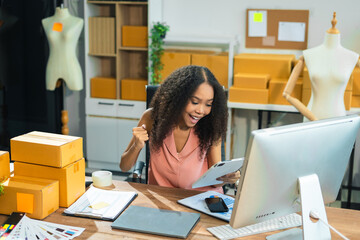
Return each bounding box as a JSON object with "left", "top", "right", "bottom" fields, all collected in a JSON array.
[{"left": 148, "top": 22, "right": 169, "bottom": 85}]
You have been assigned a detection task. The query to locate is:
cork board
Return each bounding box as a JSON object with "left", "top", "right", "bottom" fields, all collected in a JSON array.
[{"left": 246, "top": 9, "right": 309, "bottom": 50}]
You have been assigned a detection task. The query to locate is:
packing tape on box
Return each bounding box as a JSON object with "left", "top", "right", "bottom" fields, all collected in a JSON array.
[{"left": 92, "top": 171, "right": 112, "bottom": 187}]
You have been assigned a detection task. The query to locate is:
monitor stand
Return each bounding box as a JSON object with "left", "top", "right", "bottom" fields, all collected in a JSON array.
[{"left": 267, "top": 174, "right": 331, "bottom": 240}]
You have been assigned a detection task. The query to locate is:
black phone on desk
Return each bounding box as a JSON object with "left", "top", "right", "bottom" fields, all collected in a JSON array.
[{"left": 205, "top": 197, "right": 229, "bottom": 212}]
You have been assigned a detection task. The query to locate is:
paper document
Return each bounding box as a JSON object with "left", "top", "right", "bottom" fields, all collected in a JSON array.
[
  {"left": 64, "top": 185, "right": 137, "bottom": 221},
  {"left": 248, "top": 10, "right": 267, "bottom": 37},
  {"left": 178, "top": 191, "right": 234, "bottom": 222},
  {"left": 278, "top": 21, "right": 306, "bottom": 42}
]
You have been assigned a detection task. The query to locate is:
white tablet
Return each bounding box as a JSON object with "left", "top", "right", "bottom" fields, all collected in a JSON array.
[{"left": 192, "top": 158, "right": 244, "bottom": 189}]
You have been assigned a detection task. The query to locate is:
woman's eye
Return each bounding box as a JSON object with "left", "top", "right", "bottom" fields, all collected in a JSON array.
[{"left": 191, "top": 101, "right": 198, "bottom": 105}]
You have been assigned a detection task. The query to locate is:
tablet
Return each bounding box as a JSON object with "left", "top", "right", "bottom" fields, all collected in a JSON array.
[{"left": 192, "top": 158, "right": 244, "bottom": 188}]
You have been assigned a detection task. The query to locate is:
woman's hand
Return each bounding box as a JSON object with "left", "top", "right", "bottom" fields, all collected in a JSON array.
[
  {"left": 133, "top": 124, "right": 149, "bottom": 150},
  {"left": 217, "top": 170, "right": 241, "bottom": 184}
]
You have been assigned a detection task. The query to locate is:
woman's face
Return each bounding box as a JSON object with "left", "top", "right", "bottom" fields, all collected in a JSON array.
[{"left": 179, "top": 82, "right": 214, "bottom": 129}]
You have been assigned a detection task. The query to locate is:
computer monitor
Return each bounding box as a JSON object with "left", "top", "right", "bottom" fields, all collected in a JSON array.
[{"left": 230, "top": 114, "right": 360, "bottom": 239}]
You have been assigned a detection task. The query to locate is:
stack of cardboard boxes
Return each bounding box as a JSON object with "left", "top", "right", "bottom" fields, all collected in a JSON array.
[
  {"left": 229, "top": 53, "right": 299, "bottom": 105},
  {"left": 0, "top": 131, "right": 85, "bottom": 219}
]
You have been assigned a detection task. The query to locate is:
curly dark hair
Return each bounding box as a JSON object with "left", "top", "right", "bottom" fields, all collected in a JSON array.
[{"left": 150, "top": 65, "right": 228, "bottom": 155}]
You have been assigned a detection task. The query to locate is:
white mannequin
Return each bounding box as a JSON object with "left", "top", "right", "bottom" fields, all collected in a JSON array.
[
  {"left": 42, "top": 7, "right": 84, "bottom": 91},
  {"left": 283, "top": 13, "right": 360, "bottom": 121}
]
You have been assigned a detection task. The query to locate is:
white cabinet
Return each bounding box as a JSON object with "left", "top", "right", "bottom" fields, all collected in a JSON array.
[{"left": 86, "top": 116, "right": 145, "bottom": 172}]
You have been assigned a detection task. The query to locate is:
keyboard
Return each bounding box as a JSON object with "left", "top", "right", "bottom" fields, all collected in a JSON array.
[{"left": 207, "top": 213, "right": 302, "bottom": 240}]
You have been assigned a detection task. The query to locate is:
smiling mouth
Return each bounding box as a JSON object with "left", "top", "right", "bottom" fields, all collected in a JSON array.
[{"left": 189, "top": 114, "right": 201, "bottom": 124}]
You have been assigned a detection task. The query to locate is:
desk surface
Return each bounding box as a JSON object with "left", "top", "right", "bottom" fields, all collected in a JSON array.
[{"left": 1, "top": 180, "right": 360, "bottom": 239}]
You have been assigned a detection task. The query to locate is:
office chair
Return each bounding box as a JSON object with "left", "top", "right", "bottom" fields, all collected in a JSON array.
[{"left": 132, "top": 85, "right": 159, "bottom": 183}]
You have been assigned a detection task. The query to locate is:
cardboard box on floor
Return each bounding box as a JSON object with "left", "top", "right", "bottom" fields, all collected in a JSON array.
[
  {"left": 14, "top": 158, "right": 85, "bottom": 207},
  {"left": 0, "top": 175, "right": 59, "bottom": 219},
  {"left": 10, "top": 131, "right": 83, "bottom": 168},
  {"left": 0, "top": 151, "right": 10, "bottom": 181}
]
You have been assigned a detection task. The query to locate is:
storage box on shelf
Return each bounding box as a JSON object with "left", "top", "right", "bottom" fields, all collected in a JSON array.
[{"left": 85, "top": 1, "right": 149, "bottom": 172}]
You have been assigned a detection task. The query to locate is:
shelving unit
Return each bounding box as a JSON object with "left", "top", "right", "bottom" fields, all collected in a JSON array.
[{"left": 84, "top": 1, "right": 151, "bottom": 172}]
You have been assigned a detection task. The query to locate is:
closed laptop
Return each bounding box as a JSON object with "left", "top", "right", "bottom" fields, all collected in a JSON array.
[{"left": 111, "top": 205, "right": 200, "bottom": 238}]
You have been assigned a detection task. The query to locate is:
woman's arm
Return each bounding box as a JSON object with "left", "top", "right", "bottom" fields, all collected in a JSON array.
[{"left": 119, "top": 109, "right": 153, "bottom": 172}]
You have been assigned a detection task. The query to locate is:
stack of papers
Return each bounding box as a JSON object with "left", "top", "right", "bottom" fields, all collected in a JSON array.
[
  {"left": 64, "top": 185, "right": 138, "bottom": 221},
  {"left": 4, "top": 214, "right": 85, "bottom": 240}
]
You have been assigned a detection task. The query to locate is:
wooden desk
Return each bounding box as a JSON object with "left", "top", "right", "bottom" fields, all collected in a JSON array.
[{"left": 1, "top": 180, "right": 360, "bottom": 239}]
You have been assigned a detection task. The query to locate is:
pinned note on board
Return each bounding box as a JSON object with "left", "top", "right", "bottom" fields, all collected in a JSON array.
[{"left": 248, "top": 10, "right": 267, "bottom": 37}]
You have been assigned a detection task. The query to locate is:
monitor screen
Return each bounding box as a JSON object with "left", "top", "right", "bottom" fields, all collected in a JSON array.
[{"left": 230, "top": 114, "right": 360, "bottom": 229}]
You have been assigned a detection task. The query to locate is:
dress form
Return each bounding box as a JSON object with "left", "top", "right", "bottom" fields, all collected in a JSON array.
[
  {"left": 283, "top": 13, "right": 359, "bottom": 121},
  {"left": 42, "top": 7, "right": 84, "bottom": 91}
]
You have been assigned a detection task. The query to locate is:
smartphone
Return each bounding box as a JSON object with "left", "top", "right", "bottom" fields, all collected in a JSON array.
[{"left": 205, "top": 197, "right": 229, "bottom": 212}]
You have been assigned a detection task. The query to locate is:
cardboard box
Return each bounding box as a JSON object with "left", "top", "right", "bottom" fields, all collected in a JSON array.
[
  {"left": 344, "top": 90, "right": 352, "bottom": 110},
  {"left": 0, "top": 176, "right": 59, "bottom": 219},
  {"left": 233, "top": 53, "right": 295, "bottom": 79},
  {"left": 0, "top": 151, "right": 10, "bottom": 181},
  {"left": 303, "top": 89, "right": 351, "bottom": 110},
  {"left": 233, "top": 73, "right": 270, "bottom": 89},
  {"left": 91, "top": 77, "right": 117, "bottom": 99},
  {"left": 121, "top": 79, "right": 147, "bottom": 101},
  {"left": 161, "top": 51, "right": 191, "bottom": 81},
  {"left": 352, "top": 67, "right": 360, "bottom": 95},
  {"left": 11, "top": 131, "right": 83, "bottom": 168},
  {"left": 303, "top": 67, "right": 310, "bottom": 89},
  {"left": 229, "top": 87, "right": 268, "bottom": 104},
  {"left": 14, "top": 158, "right": 85, "bottom": 207},
  {"left": 352, "top": 95, "right": 360, "bottom": 108},
  {"left": 191, "top": 53, "right": 229, "bottom": 88},
  {"left": 269, "top": 78, "right": 302, "bottom": 105},
  {"left": 122, "top": 26, "right": 148, "bottom": 48},
  {"left": 302, "top": 88, "right": 311, "bottom": 106}
]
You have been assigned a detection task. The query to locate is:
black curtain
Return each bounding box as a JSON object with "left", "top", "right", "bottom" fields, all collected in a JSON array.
[{"left": 0, "top": 0, "right": 63, "bottom": 150}]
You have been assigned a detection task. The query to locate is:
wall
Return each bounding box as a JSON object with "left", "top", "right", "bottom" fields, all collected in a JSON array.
[{"left": 160, "top": 0, "right": 360, "bottom": 197}]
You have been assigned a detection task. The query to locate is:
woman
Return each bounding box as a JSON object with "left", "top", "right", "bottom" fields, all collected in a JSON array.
[{"left": 120, "top": 65, "right": 237, "bottom": 192}]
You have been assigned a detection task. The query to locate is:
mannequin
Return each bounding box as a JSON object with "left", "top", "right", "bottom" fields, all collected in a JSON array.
[
  {"left": 42, "top": 6, "right": 84, "bottom": 91},
  {"left": 283, "top": 13, "right": 360, "bottom": 121}
]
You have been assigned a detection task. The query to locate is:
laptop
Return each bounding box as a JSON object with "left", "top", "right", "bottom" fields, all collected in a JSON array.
[{"left": 111, "top": 206, "right": 200, "bottom": 239}]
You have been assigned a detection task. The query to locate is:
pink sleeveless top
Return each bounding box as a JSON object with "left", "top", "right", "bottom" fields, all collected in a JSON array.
[{"left": 148, "top": 128, "right": 223, "bottom": 193}]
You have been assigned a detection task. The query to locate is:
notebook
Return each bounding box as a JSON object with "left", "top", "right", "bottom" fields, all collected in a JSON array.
[
  {"left": 111, "top": 206, "right": 200, "bottom": 239},
  {"left": 64, "top": 185, "right": 137, "bottom": 221}
]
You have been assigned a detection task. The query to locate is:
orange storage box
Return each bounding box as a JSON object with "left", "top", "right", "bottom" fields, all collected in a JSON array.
[
  {"left": 0, "top": 176, "right": 59, "bottom": 219},
  {"left": 269, "top": 78, "right": 302, "bottom": 105},
  {"left": 121, "top": 79, "right": 147, "bottom": 101},
  {"left": 234, "top": 53, "right": 295, "bottom": 79},
  {"left": 233, "top": 73, "right": 270, "bottom": 89},
  {"left": 0, "top": 151, "right": 10, "bottom": 181},
  {"left": 161, "top": 51, "right": 191, "bottom": 81},
  {"left": 10, "top": 131, "right": 83, "bottom": 168},
  {"left": 91, "top": 77, "right": 116, "bottom": 99},
  {"left": 14, "top": 158, "right": 85, "bottom": 207},
  {"left": 191, "top": 53, "right": 229, "bottom": 88},
  {"left": 122, "top": 26, "right": 148, "bottom": 48},
  {"left": 229, "top": 87, "right": 268, "bottom": 104}
]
